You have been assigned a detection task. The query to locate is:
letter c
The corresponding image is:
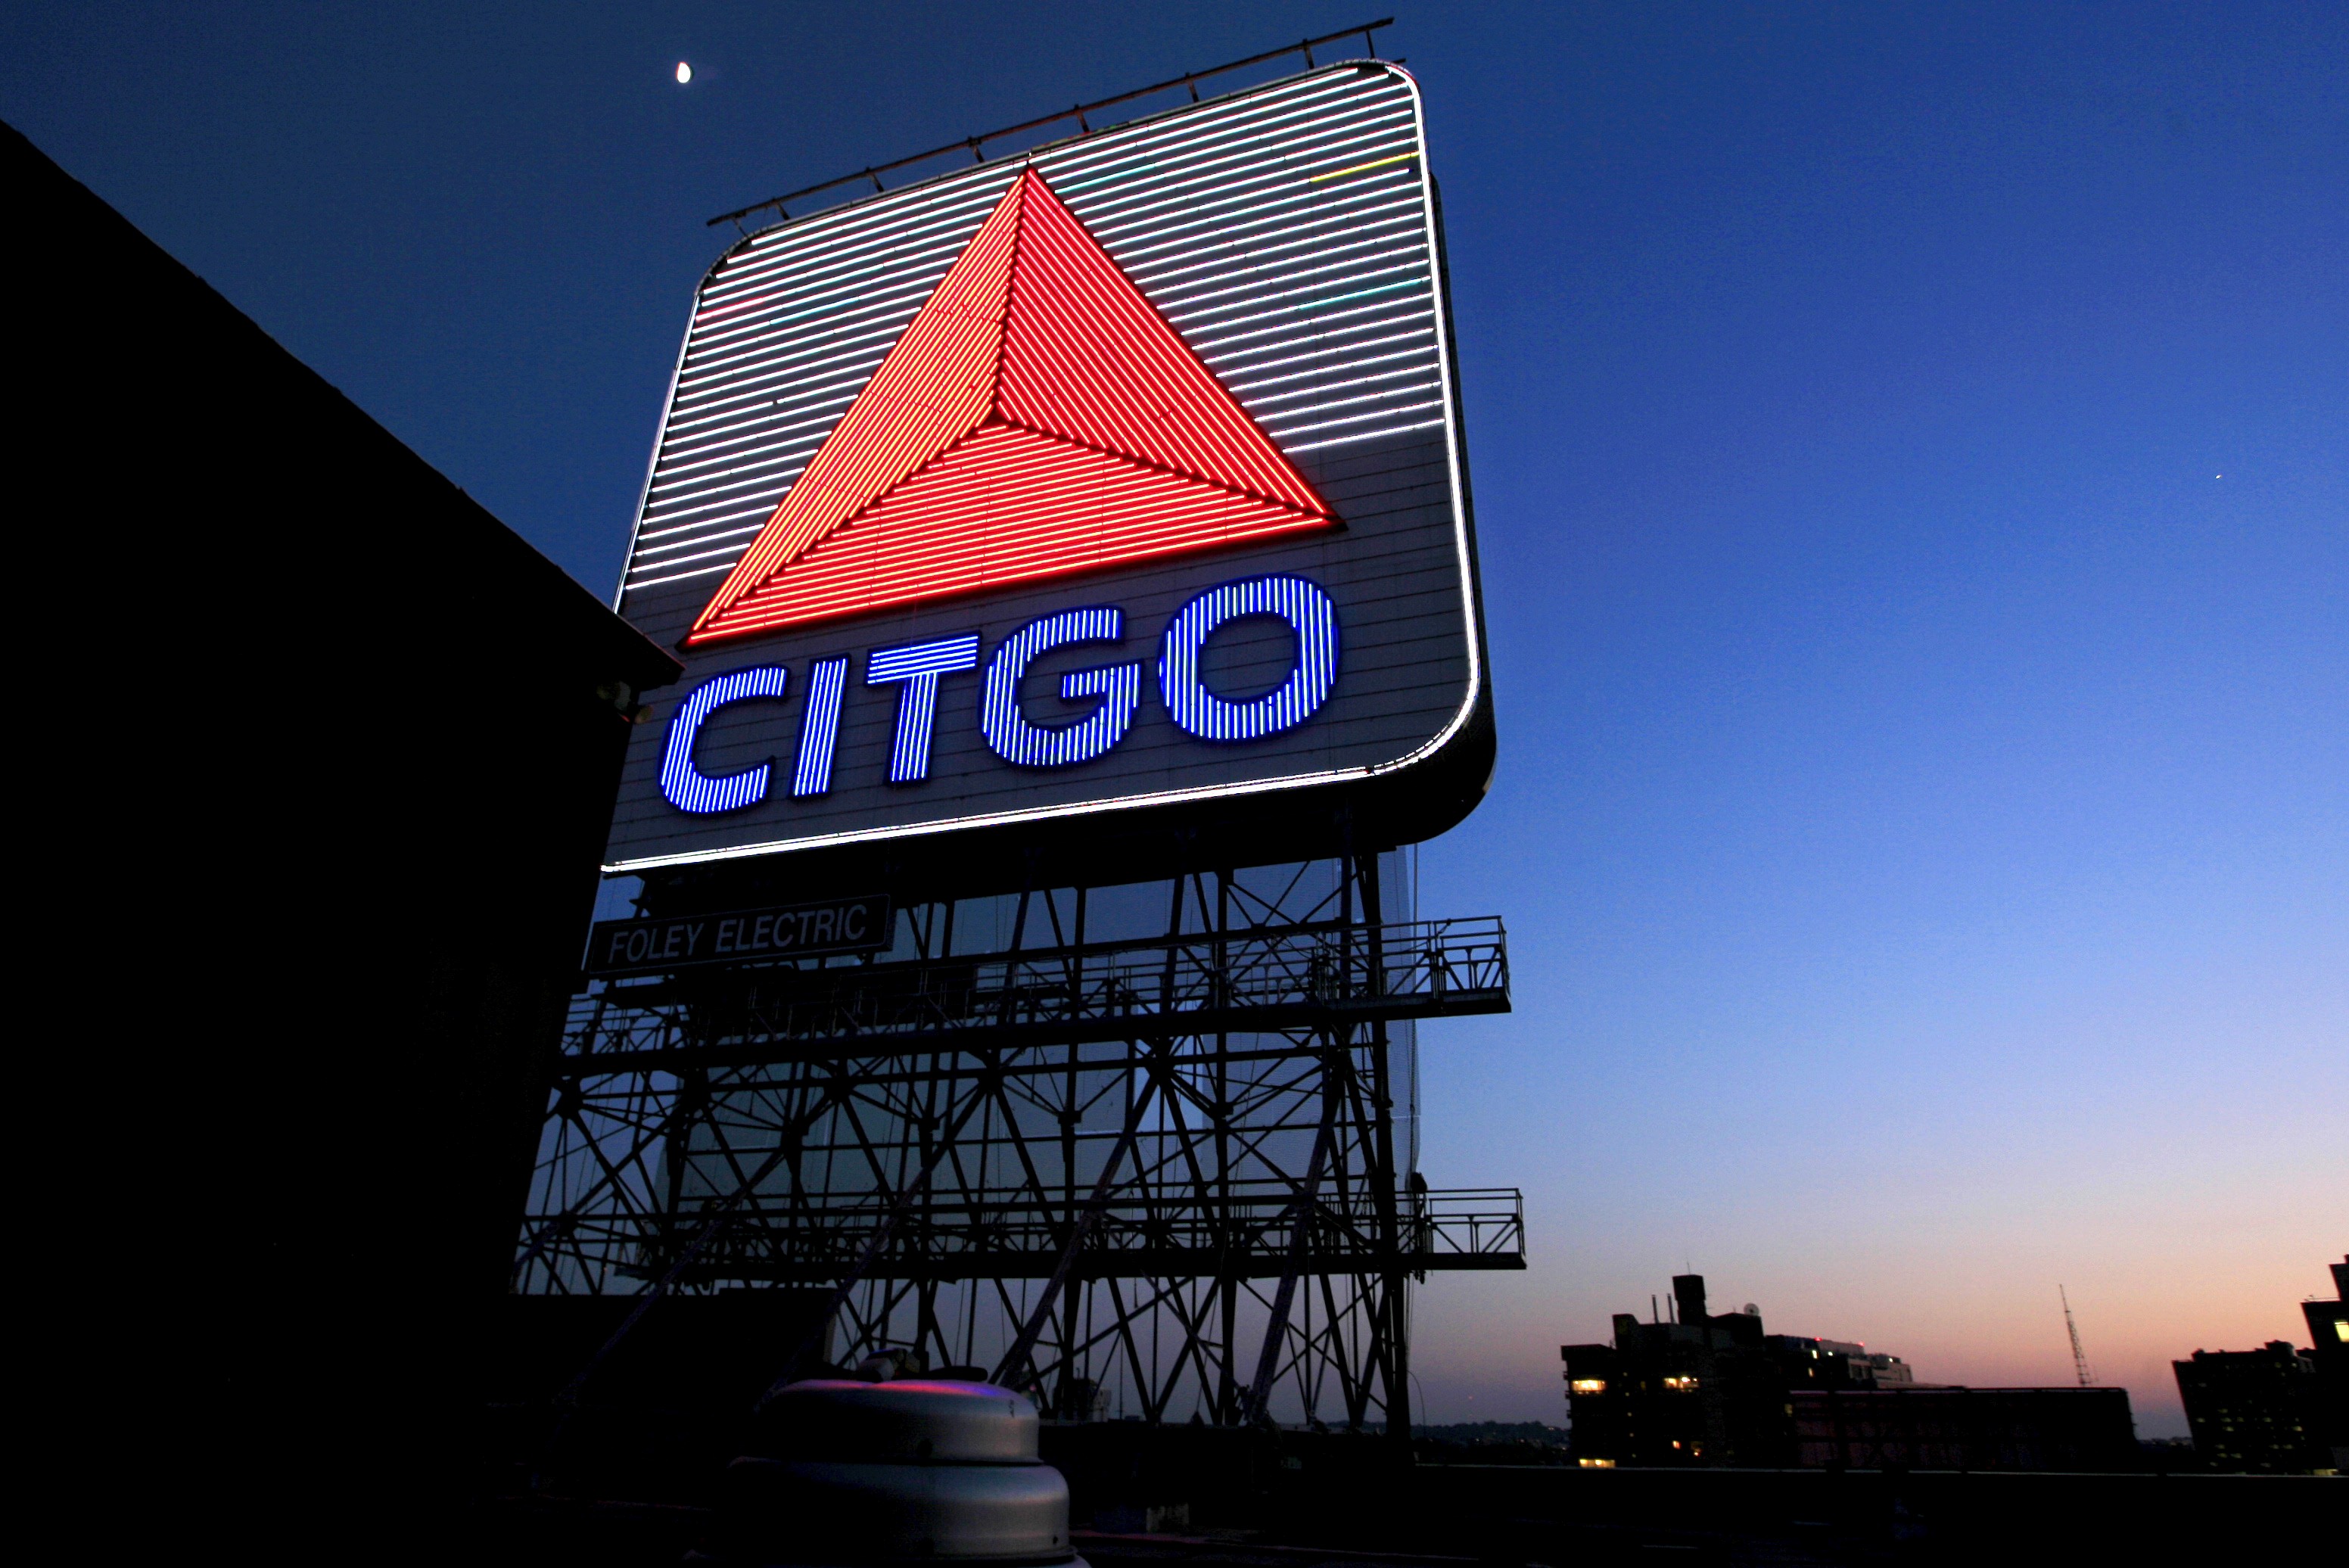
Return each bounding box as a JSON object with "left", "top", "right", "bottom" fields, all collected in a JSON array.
[{"left": 659, "top": 667, "right": 791, "bottom": 814}]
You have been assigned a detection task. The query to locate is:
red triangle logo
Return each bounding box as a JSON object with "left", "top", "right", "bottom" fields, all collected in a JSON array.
[{"left": 686, "top": 170, "right": 1336, "bottom": 646}]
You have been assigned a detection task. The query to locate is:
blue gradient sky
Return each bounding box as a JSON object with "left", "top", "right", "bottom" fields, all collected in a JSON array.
[{"left": 8, "top": 4, "right": 2337, "bottom": 1436}]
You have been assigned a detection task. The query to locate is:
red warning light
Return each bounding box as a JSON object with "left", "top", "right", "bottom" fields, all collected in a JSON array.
[{"left": 686, "top": 170, "right": 1335, "bottom": 646}]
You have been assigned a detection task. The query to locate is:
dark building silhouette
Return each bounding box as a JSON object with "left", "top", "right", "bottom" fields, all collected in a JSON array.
[
  {"left": 2173, "top": 1345, "right": 2323, "bottom": 1473},
  {"left": 1789, "top": 1386, "right": 2137, "bottom": 1470},
  {"left": 1563, "top": 1273, "right": 2137, "bottom": 1470},
  {"left": 1560, "top": 1274, "right": 1791, "bottom": 1466},
  {"left": 2302, "top": 1255, "right": 2349, "bottom": 1472},
  {"left": 2170, "top": 1256, "right": 2347, "bottom": 1475},
  {"left": 11, "top": 120, "right": 680, "bottom": 1558}
]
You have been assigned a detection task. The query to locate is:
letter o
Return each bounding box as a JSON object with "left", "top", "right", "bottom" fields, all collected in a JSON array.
[{"left": 1158, "top": 576, "right": 1339, "bottom": 742}]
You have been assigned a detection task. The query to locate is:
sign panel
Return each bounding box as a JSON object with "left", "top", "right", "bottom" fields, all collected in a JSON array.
[
  {"left": 605, "top": 61, "right": 1489, "bottom": 877},
  {"left": 586, "top": 894, "right": 892, "bottom": 975}
]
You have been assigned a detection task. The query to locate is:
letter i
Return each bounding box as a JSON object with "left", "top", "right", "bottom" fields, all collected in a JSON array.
[{"left": 793, "top": 656, "right": 848, "bottom": 798}]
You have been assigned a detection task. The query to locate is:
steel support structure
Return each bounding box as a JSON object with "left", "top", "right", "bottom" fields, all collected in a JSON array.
[{"left": 516, "top": 852, "right": 1520, "bottom": 1433}]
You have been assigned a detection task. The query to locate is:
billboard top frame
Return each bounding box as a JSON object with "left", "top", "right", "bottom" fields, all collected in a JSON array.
[{"left": 706, "top": 20, "right": 1399, "bottom": 233}]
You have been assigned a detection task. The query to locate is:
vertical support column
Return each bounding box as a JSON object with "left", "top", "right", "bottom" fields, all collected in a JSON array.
[
  {"left": 1212, "top": 867, "right": 1238, "bottom": 1425},
  {"left": 913, "top": 1072, "right": 941, "bottom": 1361},
  {"left": 1358, "top": 849, "right": 1412, "bottom": 1449},
  {"left": 1059, "top": 894, "right": 1081, "bottom": 1412},
  {"left": 661, "top": 1064, "right": 708, "bottom": 1264}
]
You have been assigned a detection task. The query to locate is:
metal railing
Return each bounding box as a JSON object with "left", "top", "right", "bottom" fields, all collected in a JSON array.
[
  {"left": 563, "top": 916, "right": 1507, "bottom": 1073},
  {"left": 562, "top": 1181, "right": 1525, "bottom": 1283},
  {"left": 710, "top": 20, "right": 1395, "bottom": 230}
]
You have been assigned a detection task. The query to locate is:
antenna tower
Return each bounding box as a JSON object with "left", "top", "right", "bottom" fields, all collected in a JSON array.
[{"left": 2060, "top": 1284, "right": 2095, "bottom": 1386}]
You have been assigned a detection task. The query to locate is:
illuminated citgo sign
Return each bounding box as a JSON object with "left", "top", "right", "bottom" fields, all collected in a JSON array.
[
  {"left": 658, "top": 574, "right": 1343, "bottom": 813},
  {"left": 604, "top": 61, "right": 1490, "bottom": 879}
]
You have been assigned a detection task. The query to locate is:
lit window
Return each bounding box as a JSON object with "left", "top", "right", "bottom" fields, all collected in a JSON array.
[
  {"left": 1578, "top": 1458, "right": 1616, "bottom": 1469},
  {"left": 1663, "top": 1376, "right": 1699, "bottom": 1392},
  {"left": 1570, "top": 1379, "right": 1607, "bottom": 1394},
  {"left": 2335, "top": 1321, "right": 2347, "bottom": 1343}
]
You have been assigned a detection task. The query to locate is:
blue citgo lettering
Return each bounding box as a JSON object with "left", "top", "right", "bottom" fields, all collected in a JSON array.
[
  {"left": 659, "top": 667, "right": 792, "bottom": 814},
  {"left": 866, "top": 634, "right": 982, "bottom": 783},
  {"left": 659, "top": 584, "right": 1347, "bottom": 817},
  {"left": 1159, "top": 576, "right": 1339, "bottom": 742},
  {"left": 793, "top": 655, "right": 849, "bottom": 797},
  {"left": 980, "top": 606, "right": 1142, "bottom": 768}
]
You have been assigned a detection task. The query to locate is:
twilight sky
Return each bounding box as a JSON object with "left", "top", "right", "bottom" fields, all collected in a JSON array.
[{"left": 8, "top": 3, "right": 2338, "bottom": 1436}]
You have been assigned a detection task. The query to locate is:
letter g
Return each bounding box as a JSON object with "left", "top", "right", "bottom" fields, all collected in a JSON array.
[{"left": 980, "top": 608, "right": 1140, "bottom": 768}]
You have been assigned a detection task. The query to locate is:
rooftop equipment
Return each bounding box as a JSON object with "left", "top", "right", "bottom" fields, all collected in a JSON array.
[{"left": 715, "top": 1365, "right": 1079, "bottom": 1567}]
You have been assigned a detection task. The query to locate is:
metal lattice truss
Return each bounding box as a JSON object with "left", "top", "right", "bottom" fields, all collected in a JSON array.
[{"left": 516, "top": 857, "right": 1521, "bottom": 1430}]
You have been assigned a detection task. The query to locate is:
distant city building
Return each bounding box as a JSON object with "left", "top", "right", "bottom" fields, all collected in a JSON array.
[
  {"left": 1559, "top": 1275, "right": 1790, "bottom": 1467},
  {"left": 1561, "top": 1272, "right": 2138, "bottom": 1470},
  {"left": 2301, "top": 1255, "right": 2348, "bottom": 1472},
  {"left": 2173, "top": 1345, "right": 2324, "bottom": 1473},
  {"left": 1791, "top": 1386, "right": 2136, "bottom": 1470}
]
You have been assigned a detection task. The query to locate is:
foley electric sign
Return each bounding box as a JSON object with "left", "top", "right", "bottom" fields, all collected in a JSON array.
[{"left": 605, "top": 62, "right": 1490, "bottom": 876}]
